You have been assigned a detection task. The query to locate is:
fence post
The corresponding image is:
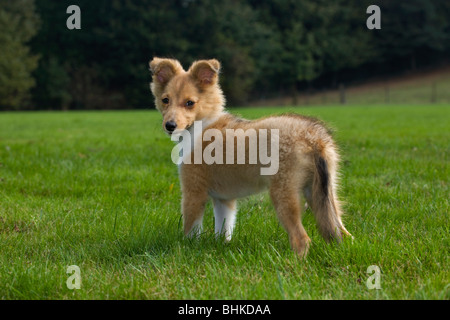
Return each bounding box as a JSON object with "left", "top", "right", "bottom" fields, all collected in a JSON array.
[
  {"left": 385, "top": 81, "right": 390, "bottom": 104},
  {"left": 431, "top": 82, "right": 437, "bottom": 103},
  {"left": 322, "top": 89, "right": 327, "bottom": 105},
  {"left": 292, "top": 84, "right": 298, "bottom": 106},
  {"left": 339, "top": 83, "right": 346, "bottom": 104}
]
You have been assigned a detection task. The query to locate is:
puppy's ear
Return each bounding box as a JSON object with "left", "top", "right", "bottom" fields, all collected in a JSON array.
[
  {"left": 149, "top": 57, "right": 183, "bottom": 86},
  {"left": 189, "top": 59, "right": 221, "bottom": 88}
]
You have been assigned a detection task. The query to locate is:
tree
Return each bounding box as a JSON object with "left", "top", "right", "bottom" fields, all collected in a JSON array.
[
  {"left": 370, "top": 0, "right": 450, "bottom": 70},
  {"left": 24, "top": 0, "right": 450, "bottom": 109},
  {"left": 181, "top": 0, "right": 263, "bottom": 104},
  {"left": 0, "top": 0, "right": 40, "bottom": 109}
]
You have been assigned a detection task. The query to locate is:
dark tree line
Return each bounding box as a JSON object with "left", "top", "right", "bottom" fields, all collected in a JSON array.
[{"left": 0, "top": 0, "right": 449, "bottom": 110}]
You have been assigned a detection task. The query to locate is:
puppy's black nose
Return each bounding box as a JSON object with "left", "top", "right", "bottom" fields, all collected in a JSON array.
[{"left": 165, "top": 121, "right": 177, "bottom": 132}]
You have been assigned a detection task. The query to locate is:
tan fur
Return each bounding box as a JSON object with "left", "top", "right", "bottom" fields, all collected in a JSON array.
[{"left": 149, "top": 57, "right": 351, "bottom": 257}]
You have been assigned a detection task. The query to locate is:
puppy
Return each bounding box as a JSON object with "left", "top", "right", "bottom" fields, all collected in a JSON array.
[{"left": 149, "top": 57, "right": 351, "bottom": 257}]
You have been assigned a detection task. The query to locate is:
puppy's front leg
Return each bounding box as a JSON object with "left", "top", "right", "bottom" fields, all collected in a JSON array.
[
  {"left": 181, "top": 189, "right": 209, "bottom": 238},
  {"left": 213, "top": 198, "right": 237, "bottom": 241}
]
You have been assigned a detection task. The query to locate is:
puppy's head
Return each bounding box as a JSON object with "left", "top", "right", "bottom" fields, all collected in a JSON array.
[{"left": 149, "top": 57, "right": 225, "bottom": 135}]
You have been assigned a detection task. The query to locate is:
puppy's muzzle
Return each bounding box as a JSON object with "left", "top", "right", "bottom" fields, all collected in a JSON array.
[{"left": 165, "top": 120, "right": 177, "bottom": 133}]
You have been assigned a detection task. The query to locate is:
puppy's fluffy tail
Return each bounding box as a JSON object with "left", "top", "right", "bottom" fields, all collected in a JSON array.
[{"left": 311, "top": 149, "right": 350, "bottom": 242}]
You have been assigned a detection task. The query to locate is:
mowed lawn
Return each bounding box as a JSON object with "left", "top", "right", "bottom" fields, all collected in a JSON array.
[{"left": 0, "top": 105, "right": 448, "bottom": 299}]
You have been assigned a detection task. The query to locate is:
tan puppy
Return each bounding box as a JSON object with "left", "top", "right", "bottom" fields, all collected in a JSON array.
[{"left": 149, "top": 57, "right": 351, "bottom": 257}]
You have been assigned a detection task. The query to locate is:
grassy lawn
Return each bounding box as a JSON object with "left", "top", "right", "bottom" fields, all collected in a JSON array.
[{"left": 0, "top": 105, "right": 448, "bottom": 299}]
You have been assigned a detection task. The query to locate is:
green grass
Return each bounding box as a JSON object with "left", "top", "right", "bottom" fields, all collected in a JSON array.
[{"left": 0, "top": 105, "right": 448, "bottom": 299}]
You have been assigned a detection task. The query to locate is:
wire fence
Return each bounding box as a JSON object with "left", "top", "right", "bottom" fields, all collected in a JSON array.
[{"left": 251, "top": 79, "right": 450, "bottom": 107}]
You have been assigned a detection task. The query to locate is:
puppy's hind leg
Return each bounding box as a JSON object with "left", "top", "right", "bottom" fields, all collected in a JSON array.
[
  {"left": 270, "top": 180, "right": 311, "bottom": 257},
  {"left": 213, "top": 198, "right": 237, "bottom": 242}
]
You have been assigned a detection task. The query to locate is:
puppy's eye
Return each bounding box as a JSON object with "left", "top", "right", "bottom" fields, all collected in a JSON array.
[
  {"left": 185, "top": 100, "right": 195, "bottom": 108},
  {"left": 162, "top": 98, "right": 169, "bottom": 104}
]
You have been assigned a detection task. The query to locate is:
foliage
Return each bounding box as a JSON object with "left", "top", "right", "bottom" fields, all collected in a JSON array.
[
  {"left": 0, "top": 0, "right": 40, "bottom": 109},
  {"left": 2, "top": 0, "right": 450, "bottom": 109}
]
